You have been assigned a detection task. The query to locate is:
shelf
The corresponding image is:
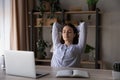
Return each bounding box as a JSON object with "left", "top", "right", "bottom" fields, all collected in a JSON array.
[
  {"left": 29, "top": 8, "right": 101, "bottom": 69},
  {"left": 29, "top": 11, "right": 101, "bottom": 15},
  {"left": 29, "top": 25, "right": 98, "bottom": 28},
  {"left": 88, "top": 25, "right": 96, "bottom": 28},
  {"left": 29, "top": 25, "right": 96, "bottom": 28},
  {"left": 65, "top": 11, "right": 96, "bottom": 14},
  {"left": 36, "top": 58, "right": 51, "bottom": 63}
]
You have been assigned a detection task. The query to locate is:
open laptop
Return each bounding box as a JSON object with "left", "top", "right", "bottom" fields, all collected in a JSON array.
[{"left": 4, "top": 50, "right": 49, "bottom": 78}]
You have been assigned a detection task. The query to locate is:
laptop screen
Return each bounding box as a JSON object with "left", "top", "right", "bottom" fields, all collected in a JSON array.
[{"left": 4, "top": 50, "right": 37, "bottom": 78}]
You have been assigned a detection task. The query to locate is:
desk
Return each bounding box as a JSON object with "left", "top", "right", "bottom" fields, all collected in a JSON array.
[{"left": 0, "top": 66, "right": 113, "bottom": 80}]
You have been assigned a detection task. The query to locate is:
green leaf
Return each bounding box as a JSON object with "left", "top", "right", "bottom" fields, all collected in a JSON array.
[{"left": 84, "top": 44, "right": 95, "bottom": 53}]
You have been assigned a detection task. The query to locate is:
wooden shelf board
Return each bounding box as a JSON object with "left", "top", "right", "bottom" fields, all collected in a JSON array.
[
  {"left": 30, "top": 11, "right": 101, "bottom": 15},
  {"left": 29, "top": 25, "right": 96, "bottom": 28},
  {"left": 88, "top": 25, "right": 96, "bottom": 28},
  {"left": 35, "top": 58, "right": 51, "bottom": 62},
  {"left": 65, "top": 11, "right": 96, "bottom": 14}
]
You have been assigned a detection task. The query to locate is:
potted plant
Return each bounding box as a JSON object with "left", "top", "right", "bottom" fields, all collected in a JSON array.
[
  {"left": 82, "top": 44, "right": 95, "bottom": 61},
  {"left": 84, "top": 44, "right": 95, "bottom": 53},
  {"left": 35, "top": 0, "right": 51, "bottom": 27},
  {"left": 36, "top": 39, "right": 48, "bottom": 59},
  {"left": 86, "top": 0, "right": 99, "bottom": 11},
  {"left": 112, "top": 62, "right": 120, "bottom": 80},
  {"left": 35, "top": 0, "right": 61, "bottom": 27},
  {"left": 36, "top": 0, "right": 50, "bottom": 15},
  {"left": 36, "top": 0, "right": 61, "bottom": 17},
  {"left": 49, "top": 0, "right": 62, "bottom": 18}
]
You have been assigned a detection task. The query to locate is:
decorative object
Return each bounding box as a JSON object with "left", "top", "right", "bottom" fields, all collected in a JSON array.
[
  {"left": 36, "top": 39, "right": 48, "bottom": 59},
  {"left": 36, "top": 18, "right": 43, "bottom": 27},
  {"left": 86, "top": 0, "right": 99, "bottom": 11},
  {"left": 44, "top": 18, "right": 57, "bottom": 27},
  {"left": 112, "top": 62, "right": 120, "bottom": 80}
]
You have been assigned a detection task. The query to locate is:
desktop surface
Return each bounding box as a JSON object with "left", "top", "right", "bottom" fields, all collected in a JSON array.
[{"left": 0, "top": 66, "right": 113, "bottom": 80}]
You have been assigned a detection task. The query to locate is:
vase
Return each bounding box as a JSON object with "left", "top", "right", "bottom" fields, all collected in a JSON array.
[{"left": 88, "top": 5, "right": 96, "bottom": 11}]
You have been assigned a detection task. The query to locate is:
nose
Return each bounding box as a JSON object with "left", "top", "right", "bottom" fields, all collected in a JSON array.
[{"left": 65, "top": 32, "right": 69, "bottom": 37}]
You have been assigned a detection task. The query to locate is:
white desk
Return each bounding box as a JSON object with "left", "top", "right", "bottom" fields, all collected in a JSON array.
[{"left": 0, "top": 66, "right": 113, "bottom": 80}]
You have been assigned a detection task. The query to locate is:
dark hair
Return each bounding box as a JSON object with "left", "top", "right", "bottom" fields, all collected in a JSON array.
[{"left": 60, "top": 23, "right": 79, "bottom": 44}]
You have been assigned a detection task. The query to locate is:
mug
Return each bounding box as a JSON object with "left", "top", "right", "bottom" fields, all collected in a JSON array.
[{"left": 112, "top": 71, "right": 120, "bottom": 80}]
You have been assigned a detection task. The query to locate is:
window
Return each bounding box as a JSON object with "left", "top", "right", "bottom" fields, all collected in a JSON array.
[{"left": 0, "top": 0, "right": 11, "bottom": 55}]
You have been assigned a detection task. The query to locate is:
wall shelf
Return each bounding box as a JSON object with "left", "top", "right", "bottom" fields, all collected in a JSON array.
[
  {"left": 29, "top": 11, "right": 101, "bottom": 15},
  {"left": 28, "top": 8, "right": 101, "bottom": 69}
]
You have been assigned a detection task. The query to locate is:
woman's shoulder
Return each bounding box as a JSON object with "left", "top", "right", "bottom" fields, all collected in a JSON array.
[{"left": 53, "top": 43, "right": 63, "bottom": 49}]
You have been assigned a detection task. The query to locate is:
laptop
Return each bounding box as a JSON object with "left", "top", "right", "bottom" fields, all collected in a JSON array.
[{"left": 4, "top": 50, "right": 49, "bottom": 78}]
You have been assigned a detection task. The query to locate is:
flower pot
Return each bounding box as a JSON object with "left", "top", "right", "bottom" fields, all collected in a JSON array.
[
  {"left": 88, "top": 5, "right": 96, "bottom": 11},
  {"left": 112, "top": 71, "right": 120, "bottom": 80},
  {"left": 37, "top": 52, "right": 46, "bottom": 59}
]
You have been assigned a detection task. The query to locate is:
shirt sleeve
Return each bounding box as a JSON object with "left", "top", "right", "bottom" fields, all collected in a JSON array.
[
  {"left": 77, "top": 22, "right": 87, "bottom": 50},
  {"left": 52, "top": 22, "right": 62, "bottom": 48}
]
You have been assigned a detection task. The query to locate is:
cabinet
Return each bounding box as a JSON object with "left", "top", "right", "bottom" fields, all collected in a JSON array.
[{"left": 28, "top": 8, "right": 101, "bottom": 69}]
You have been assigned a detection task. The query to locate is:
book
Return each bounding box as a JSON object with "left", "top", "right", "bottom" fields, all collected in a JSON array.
[{"left": 56, "top": 69, "right": 89, "bottom": 78}]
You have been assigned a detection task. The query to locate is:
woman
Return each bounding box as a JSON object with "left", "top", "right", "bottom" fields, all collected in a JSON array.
[{"left": 51, "top": 21, "right": 87, "bottom": 67}]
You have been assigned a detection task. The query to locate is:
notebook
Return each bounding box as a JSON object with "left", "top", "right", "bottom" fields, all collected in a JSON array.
[
  {"left": 4, "top": 50, "right": 49, "bottom": 78},
  {"left": 56, "top": 69, "right": 89, "bottom": 78}
]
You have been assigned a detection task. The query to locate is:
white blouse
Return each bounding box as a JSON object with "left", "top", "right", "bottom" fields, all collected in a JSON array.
[{"left": 51, "top": 22, "right": 87, "bottom": 68}]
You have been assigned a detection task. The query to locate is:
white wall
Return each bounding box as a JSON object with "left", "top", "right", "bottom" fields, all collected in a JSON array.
[
  {"left": 42, "top": 0, "right": 120, "bottom": 69},
  {"left": 98, "top": 0, "right": 120, "bottom": 69}
]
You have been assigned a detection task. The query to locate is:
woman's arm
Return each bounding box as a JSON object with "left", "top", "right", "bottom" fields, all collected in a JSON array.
[
  {"left": 52, "top": 22, "right": 62, "bottom": 48},
  {"left": 77, "top": 22, "right": 87, "bottom": 49}
]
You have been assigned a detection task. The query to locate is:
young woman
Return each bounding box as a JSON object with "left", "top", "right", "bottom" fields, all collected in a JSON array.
[{"left": 51, "top": 22, "right": 87, "bottom": 68}]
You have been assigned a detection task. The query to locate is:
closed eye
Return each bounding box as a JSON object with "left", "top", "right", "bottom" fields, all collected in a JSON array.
[{"left": 62, "top": 30, "right": 72, "bottom": 33}]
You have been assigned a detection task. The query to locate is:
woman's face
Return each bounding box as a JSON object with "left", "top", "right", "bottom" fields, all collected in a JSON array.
[{"left": 62, "top": 26, "right": 75, "bottom": 43}]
